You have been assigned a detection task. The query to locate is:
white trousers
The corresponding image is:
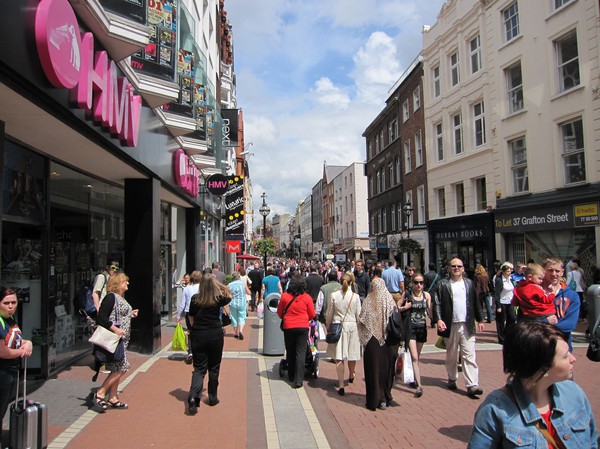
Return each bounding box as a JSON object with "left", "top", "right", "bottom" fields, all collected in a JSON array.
[{"left": 446, "top": 322, "right": 479, "bottom": 388}]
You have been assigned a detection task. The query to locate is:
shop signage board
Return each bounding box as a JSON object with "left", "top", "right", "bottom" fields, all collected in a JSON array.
[
  {"left": 205, "top": 174, "right": 229, "bottom": 196},
  {"left": 173, "top": 149, "right": 199, "bottom": 197},
  {"left": 225, "top": 175, "right": 244, "bottom": 235},
  {"left": 494, "top": 203, "right": 599, "bottom": 233},
  {"left": 226, "top": 241, "right": 242, "bottom": 253},
  {"left": 35, "top": 0, "right": 142, "bottom": 147}
]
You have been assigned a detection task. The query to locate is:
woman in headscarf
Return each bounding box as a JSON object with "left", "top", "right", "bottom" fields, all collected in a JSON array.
[{"left": 358, "top": 268, "right": 398, "bottom": 411}]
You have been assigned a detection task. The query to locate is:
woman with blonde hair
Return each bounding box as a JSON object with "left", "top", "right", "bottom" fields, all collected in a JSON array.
[
  {"left": 474, "top": 264, "right": 492, "bottom": 323},
  {"left": 325, "top": 272, "right": 361, "bottom": 396},
  {"left": 94, "top": 272, "right": 138, "bottom": 411},
  {"left": 187, "top": 273, "right": 231, "bottom": 414}
]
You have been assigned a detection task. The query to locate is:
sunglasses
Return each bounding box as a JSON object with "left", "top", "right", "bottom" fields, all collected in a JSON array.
[
  {"left": 450, "top": 265, "right": 463, "bottom": 268},
  {"left": 110, "top": 266, "right": 120, "bottom": 271},
  {"left": 413, "top": 281, "right": 424, "bottom": 285}
]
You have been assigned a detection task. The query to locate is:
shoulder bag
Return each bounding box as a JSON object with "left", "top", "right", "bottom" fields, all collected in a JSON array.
[
  {"left": 325, "top": 292, "right": 352, "bottom": 344},
  {"left": 89, "top": 293, "right": 122, "bottom": 356},
  {"left": 586, "top": 313, "right": 600, "bottom": 362}
]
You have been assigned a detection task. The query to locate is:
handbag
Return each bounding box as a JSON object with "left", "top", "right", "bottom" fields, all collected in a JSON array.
[
  {"left": 221, "top": 311, "right": 232, "bottom": 327},
  {"left": 385, "top": 308, "right": 404, "bottom": 346},
  {"left": 586, "top": 313, "right": 600, "bottom": 362},
  {"left": 89, "top": 325, "right": 121, "bottom": 353},
  {"left": 93, "top": 339, "right": 125, "bottom": 363},
  {"left": 325, "top": 292, "right": 353, "bottom": 344}
]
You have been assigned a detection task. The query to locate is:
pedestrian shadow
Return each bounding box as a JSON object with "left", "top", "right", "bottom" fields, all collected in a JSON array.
[
  {"left": 167, "top": 353, "right": 188, "bottom": 361},
  {"left": 169, "top": 387, "right": 190, "bottom": 402},
  {"left": 438, "top": 424, "right": 472, "bottom": 444}
]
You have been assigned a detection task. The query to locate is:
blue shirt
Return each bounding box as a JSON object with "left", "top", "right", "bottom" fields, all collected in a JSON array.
[
  {"left": 262, "top": 275, "right": 280, "bottom": 297},
  {"left": 469, "top": 380, "right": 597, "bottom": 449},
  {"left": 381, "top": 267, "right": 405, "bottom": 293},
  {"left": 228, "top": 280, "right": 246, "bottom": 308}
]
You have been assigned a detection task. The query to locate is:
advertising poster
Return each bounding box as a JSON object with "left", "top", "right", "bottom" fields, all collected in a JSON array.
[
  {"left": 163, "top": 48, "right": 195, "bottom": 117},
  {"left": 131, "top": 0, "right": 177, "bottom": 81},
  {"left": 101, "top": 0, "right": 147, "bottom": 24},
  {"left": 225, "top": 175, "right": 244, "bottom": 236}
]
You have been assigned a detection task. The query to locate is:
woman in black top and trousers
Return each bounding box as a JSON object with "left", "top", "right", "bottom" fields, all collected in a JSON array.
[{"left": 187, "top": 272, "right": 231, "bottom": 415}]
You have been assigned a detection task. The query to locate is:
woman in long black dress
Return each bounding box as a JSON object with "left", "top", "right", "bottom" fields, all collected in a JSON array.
[
  {"left": 358, "top": 271, "right": 398, "bottom": 411},
  {"left": 187, "top": 272, "right": 231, "bottom": 414}
]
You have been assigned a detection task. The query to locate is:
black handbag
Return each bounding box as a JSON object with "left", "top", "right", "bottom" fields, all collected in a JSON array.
[
  {"left": 385, "top": 308, "right": 404, "bottom": 346},
  {"left": 221, "top": 311, "right": 232, "bottom": 327},
  {"left": 586, "top": 314, "right": 600, "bottom": 362},
  {"left": 325, "top": 322, "right": 342, "bottom": 344}
]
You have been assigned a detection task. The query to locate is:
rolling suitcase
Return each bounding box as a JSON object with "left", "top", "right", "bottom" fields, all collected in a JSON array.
[{"left": 9, "top": 358, "right": 48, "bottom": 449}]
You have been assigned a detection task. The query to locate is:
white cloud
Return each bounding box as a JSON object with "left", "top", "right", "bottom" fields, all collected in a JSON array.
[{"left": 225, "top": 0, "right": 447, "bottom": 216}]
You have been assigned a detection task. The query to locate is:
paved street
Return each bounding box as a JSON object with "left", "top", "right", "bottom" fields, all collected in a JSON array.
[{"left": 4, "top": 316, "right": 598, "bottom": 449}]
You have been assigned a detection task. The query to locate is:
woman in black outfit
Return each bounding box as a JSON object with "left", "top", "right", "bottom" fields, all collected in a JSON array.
[{"left": 187, "top": 272, "right": 231, "bottom": 414}]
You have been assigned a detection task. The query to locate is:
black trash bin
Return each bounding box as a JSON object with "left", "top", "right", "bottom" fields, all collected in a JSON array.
[{"left": 262, "top": 293, "right": 284, "bottom": 356}]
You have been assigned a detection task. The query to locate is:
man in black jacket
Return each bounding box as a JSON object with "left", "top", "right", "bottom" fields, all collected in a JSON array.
[
  {"left": 247, "top": 261, "right": 263, "bottom": 311},
  {"left": 305, "top": 265, "right": 324, "bottom": 304},
  {"left": 433, "top": 258, "right": 484, "bottom": 398}
]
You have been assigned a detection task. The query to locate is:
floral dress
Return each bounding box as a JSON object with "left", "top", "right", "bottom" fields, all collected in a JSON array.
[{"left": 105, "top": 293, "right": 133, "bottom": 373}]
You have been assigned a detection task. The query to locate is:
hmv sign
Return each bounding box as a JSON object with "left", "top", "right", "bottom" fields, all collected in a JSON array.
[
  {"left": 205, "top": 174, "right": 229, "bottom": 196},
  {"left": 35, "top": 0, "right": 142, "bottom": 147}
]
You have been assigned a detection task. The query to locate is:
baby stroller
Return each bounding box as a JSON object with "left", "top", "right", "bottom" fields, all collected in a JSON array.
[{"left": 279, "top": 320, "right": 320, "bottom": 379}]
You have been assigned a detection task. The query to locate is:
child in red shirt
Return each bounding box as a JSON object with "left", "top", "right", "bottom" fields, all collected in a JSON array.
[{"left": 512, "top": 263, "right": 557, "bottom": 321}]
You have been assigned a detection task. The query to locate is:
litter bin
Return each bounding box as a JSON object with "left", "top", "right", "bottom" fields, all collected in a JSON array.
[
  {"left": 263, "top": 293, "right": 285, "bottom": 356},
  {"left": 585, "top": 284, "right": 600, "bottom": 333}
]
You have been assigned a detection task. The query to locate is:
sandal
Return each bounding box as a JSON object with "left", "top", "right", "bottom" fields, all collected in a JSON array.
[
  {"left": 93, "top": 393, "right": 108, "bottom": 412},
  {"left": 107, "top": 398, "right": 129, "bottom": 409}
]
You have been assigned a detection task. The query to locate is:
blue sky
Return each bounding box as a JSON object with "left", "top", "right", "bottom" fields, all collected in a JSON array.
[{"left": 225, "top": 0, "right": 447, "bottom": 217}]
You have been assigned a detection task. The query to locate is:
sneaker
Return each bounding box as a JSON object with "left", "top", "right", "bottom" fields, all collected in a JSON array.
[
  {"left": 467, "top": 386, "right": 483, "bottom": 397},
  {"left": 414, "top": 387, "right": 423, "bottom": 398},
  {"left": 447, "top": 379, "right": 457, "bottom": 390},
  {"left": 377, "top": 402, "right": 387, "bottom": 410}
]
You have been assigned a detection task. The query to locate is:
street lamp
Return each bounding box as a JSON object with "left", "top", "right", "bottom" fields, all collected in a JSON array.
[
  {"left": 259, "top": 192, "right": 271, "bottom": 269},
  {"left": 403, "top": 201, "right": 413, "bottom": 238}
]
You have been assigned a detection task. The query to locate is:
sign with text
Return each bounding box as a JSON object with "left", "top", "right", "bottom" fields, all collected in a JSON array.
[
  {"left": 574, "top": 202, "right": 599, "bottom": 227},
  {"left": 495, "top": 205, "right": 573, "bottom": 233},
  {"left": 205, "top": 174, "right": 229, "bottom": 196},
  {"left": 225, "top": 175, "right": 244, "bottom": 235}
]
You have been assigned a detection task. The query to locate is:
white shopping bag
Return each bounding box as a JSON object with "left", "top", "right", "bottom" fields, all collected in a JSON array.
[
  {"left": 401, "top": 350, "right": 414, "bottom": 384},
  {"left": 317, "top": 321, "right": 327, "bottom": 341}
]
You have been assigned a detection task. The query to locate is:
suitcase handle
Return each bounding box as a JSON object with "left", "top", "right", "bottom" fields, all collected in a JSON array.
[{"left": 15, "top": 356, "right": 27, "bottom": 410}]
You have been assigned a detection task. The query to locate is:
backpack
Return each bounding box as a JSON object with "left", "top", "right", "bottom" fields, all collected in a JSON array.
[{"left": 75, "top": 284, "right": 96, "bottom": 315}]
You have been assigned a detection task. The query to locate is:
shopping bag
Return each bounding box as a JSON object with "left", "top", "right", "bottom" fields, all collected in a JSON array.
[
  {"left": 434, "top": 336, "right": 446, "bottom": 350},
  {"left": 171, "top": 323, "right": 187, "bottom": 351},
  {"left": 395, "top": 353, "right": 403, "bottom": 375},
  {"left": 401, "top": 350, "right": 414, "bottom": 384},
  {"left": 317, "top": 322, "right": 327, "bottom": 341},
  {"left": 256, "top": 302, "right": 264, "bottom": 319}
]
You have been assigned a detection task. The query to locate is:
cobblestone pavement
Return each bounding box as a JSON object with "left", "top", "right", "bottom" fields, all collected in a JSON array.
[{"left": 2, "top": 318, "right": 598, "bottom": 449}]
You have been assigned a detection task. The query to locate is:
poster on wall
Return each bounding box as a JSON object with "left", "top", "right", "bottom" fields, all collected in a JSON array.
[
  {"left": 100, "top": 0, "right": 147, "bottom": 24},
  {"left": 130, "top": 0, "right": 177, "bottom": 81},
  {"left": 163, "top": 48, "right": 195, "bottom": 117}
]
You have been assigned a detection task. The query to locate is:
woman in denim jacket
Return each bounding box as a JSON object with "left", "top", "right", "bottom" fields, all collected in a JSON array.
[{"left": 468, "top": 321, "right": 597, "bottom": 448}]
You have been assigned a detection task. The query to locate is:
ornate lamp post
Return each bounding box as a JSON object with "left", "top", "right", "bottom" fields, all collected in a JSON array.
[
  {"left": 403, "top": 201, "right": 413, "bottom": 238},
  {"left": 259, "top": 192, "right": 271, "bottom": 269}
]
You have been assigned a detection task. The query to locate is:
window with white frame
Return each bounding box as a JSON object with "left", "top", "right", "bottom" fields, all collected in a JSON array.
[
  {"left": 380, "top": 130, "right": 385, "bottom": 149},
  {"left": 556, "top": 30, "right": 580, "bottom": 92},
  {"left": 368, "top": 176, "right": 373, "bottom": 196},
  {"left": 509, "top": 137, "right": 528, "bottom": 193},
  {"left": 417, "top": 185, "right": 425, "bottom": 224},
  {"left": 436, "top": 187, "right": 446, "bottom": 217},
  {"left": 377, "top": 209, "right": 382, "bottom": 234},
  {"left": 404, "top": 140, "right": 411, "bottom": 174},
  {"left": 382, "top": 207, "right": 387, "bottom": 233},
  {"left": 554, "top": 0, "right": 573, "bottom": 10},
  {"left": 376, "top": 171, "right": 380, "bottom": 194},
  {"left": 453, "top": 113, "right": 463, "bottom": 155},
  {"left": 435, "top": 122, "right": 444, "bottom": 161},
  {"left": 391, "top": 204, "right": 396, "bottom": 231},
  {"left": 370, "top": 213, "right": 375, "bottom": 234},
  {"left": 389, "top": 119, "right": 398, "bottom": 142},
  {"left": 375, "top": 135, "right": 379, "bottom": 154},
  {"left": 473, "top": 101, "right": 486, "bottom": 147},
  {"left": 402, "top": 100, "right": 409, "bottom": 122},
  {"left": 561, "top": 118, "right": 586, "bottom": 184},
  {"left": 506, "top": 62, "right": 524, "bottom": 113},
  {"left": 503, "top": 2, "right": 519, "bottom": 42},
  {"left": 413, "top": 86, "right": 421, "bottom": 111},
  {"left": 389, "top": 163, "right": 394, "bottom": 186},
  {"left": 397, "top": 202, "right": 403, "bottom": 230},
  {"left": 475, "top": 177, "right": 487, "bottom": 211},
  {"left": 470, "top": 35, "right": 482, "bottom": 74},
  {"left": 455, "top": 183, "right": 465, "bottom": 214},
  {"left": 433, "top": 65, "right": 441, "bottom": 98},
  {"left": 450, "top": 51, "right": 460, "bottom": 87},
  {"left": 382, "top": 169, "right": 386, "bottom": 190},
  {"left": 415, "top": 130, "right": 423, "bottom": 167},
  {"left": 395, "top": 157, "right": 401, "bottom": 184}
]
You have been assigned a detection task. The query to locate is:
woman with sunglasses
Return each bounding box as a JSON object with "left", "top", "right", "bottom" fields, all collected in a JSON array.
[
  {"left": 399, "top": 273, "right": 431, "bottom": 397},
  {"left": 0, "top": 287, "right": 33, "bottom": 430}
]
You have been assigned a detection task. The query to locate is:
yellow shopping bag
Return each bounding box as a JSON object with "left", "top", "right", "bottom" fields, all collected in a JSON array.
[{"left": 172, "top": 323, "right": 187, "bottom": 351}]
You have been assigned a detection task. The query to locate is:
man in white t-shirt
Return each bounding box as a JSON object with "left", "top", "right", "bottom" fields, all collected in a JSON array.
[
  {"left": 433, "top": 258, "right": 485, "bottom": 398},
  {"left": 92, "top": 260, "right": 120, "bottom": 312}
]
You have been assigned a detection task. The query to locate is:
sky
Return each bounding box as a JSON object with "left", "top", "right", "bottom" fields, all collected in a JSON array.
[{"left": 225, "top": 0, "right": 447, "bottom": 218}]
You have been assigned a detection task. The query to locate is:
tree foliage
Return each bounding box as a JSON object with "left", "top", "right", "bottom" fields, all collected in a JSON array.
[
  {"left": 254, "top": 238, "right": 278, "bottom": 256},
  {"left": 397, "top": 237, "right": 421, "bottom": 254}
]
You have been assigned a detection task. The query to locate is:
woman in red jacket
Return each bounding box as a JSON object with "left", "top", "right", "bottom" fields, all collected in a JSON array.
[{"left": 277, "top": 274, "right": 315, "bottom": 389}]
